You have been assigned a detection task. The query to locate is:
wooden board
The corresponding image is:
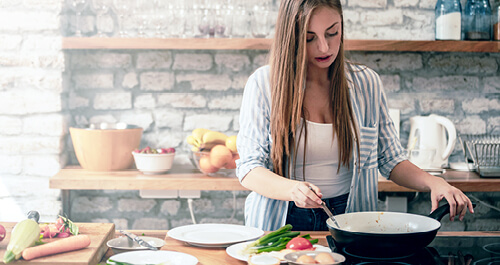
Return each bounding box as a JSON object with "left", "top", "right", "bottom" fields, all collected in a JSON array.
[{"left": 0, "top": 222, "right": 115, "bottom": 265}]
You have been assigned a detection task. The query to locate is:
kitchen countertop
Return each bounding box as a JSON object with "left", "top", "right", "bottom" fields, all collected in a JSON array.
[
  {"left": 98, "top": 230, "right": 500, "bottom": 265},
  {"left": 1, "top": 222, "right": 498, "bottom": 265},
  {"left": 50, "top": 165, "right": 500, "bottom": 192}
]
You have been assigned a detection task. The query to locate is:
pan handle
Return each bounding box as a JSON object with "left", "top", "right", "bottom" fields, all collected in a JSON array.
[{"left": 428, "top": 202, "right": 477, "bottom": 221}]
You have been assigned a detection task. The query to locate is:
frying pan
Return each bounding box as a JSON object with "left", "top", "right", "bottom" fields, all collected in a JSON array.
[{"left": 326, "top": 203, "right": 474, "bottom": 258}]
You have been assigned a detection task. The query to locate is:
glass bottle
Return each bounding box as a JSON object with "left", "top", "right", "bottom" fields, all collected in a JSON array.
[
  {"left": 463, "top": 0, "right": 493, "bottom": 40},
  {"left": 494, "top": 0, "right": 500, "bottom": 40},
  {"left": 435, "top": 0, "right": 462, "bottom": 40}
]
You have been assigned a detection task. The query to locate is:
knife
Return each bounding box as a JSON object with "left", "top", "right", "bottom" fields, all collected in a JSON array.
[
  {"left": 119, "top": 230, "right": 157, "bottom": 251},
  {"left": 308, "top": 186, "right": 341, "bottom": 228}
]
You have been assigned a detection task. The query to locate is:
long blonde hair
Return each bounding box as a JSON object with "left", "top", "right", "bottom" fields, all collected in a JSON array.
[{"left": 269, "top": 0, "right": 359, "bottom": 177}]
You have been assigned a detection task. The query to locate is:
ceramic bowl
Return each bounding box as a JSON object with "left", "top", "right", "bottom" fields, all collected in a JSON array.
[
  {"left": 70, "top": 123, "right": 143, "bottom": 171},
  {"left": 107, "top": 236, "right": 166, "bottom": 254},
  {"left": 132, "top": 152, "right": 175, "bottom": 174},
  {"left": 284, "top": 251, "right": 345, "bottom": 265}
]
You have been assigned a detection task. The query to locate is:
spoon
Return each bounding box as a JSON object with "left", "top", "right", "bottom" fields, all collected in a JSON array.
[{"left": 308, "top": 186, "right": 341, "bottom": 228}]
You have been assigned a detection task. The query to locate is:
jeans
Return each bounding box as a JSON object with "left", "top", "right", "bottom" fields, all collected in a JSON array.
[{"left": 286, "top": 193, "right": 348, "bottom": 231}]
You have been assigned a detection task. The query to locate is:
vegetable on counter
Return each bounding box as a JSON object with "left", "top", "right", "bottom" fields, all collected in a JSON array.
[
  {"left": 286, "top": 237, "right": 314, "bottom": 251},
  {"left": 3, "top": 211, "right": 41, "bottom": 263},
  {"left": 40, "top": 215, "right": 79, "bottom": 239},
  {"left": 22, "top": 234, "right": 91, "bottom": 261},
  {"left": 241, "top": 224, "right": 319, "bottom": 255}
]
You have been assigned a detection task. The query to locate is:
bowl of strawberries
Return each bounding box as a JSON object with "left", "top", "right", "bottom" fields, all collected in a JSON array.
[{"left": 132, "top": 147, "right": 176, "bottom": 175}]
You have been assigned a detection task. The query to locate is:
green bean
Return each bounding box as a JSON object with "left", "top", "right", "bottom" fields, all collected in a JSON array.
[
  {"left": 246, "top": 224, "right": 292, "bottom": 248},
  {"left": 258, "top": 231, "right": 300, "bottom": 246}
]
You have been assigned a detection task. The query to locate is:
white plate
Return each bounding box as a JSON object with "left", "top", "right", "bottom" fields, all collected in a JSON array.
[
  {"left": 107, "top": 250, "right": 198, "bottom": 265},
  {"left": 226, "top": 241, "right": 332, "bottom": 262},
  {"left": 167, "top": 224, "right": 264, "bottom": 248}
]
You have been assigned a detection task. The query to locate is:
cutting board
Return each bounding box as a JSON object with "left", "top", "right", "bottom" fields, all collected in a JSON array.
[{"left": 0, "top": 222, "right": 115, "bottom": 265}]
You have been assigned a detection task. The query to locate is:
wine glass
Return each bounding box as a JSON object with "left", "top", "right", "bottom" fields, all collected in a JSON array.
[
  {"left": 152, "top": 0, "right": 168, "bottom": 38},
  {"left": 251, "top": 5, "right": 269, "bottom": 38},
  {"left": 71, "top": 0, "right": 87, "bottom": 37},
  {"left": 135, "top": 0, "right": 153, "bottom": 38},
  {"left": 91, "top": 0, "right": 111, "bottom": 37},
  {"left": 113, "top": 0, "right": 131, "bottom": 37}
]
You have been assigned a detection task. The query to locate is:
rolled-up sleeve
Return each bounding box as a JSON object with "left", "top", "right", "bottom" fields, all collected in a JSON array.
[{"left": 236, "top": 66, "right": 273, "bottom": 182}]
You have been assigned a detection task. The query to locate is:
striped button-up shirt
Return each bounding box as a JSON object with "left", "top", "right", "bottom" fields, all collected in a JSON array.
[{"left": 236, "top": 64, "right": 407, "bottom": 231}]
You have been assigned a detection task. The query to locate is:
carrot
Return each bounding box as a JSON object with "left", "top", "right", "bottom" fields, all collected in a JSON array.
[{"left": 22, "top": 234, "right": 91, "bottom": 261}]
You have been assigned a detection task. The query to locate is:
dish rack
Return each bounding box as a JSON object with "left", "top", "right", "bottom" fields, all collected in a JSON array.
[{"left": 459, "top": 134, "right": 500, "bottom": 178}]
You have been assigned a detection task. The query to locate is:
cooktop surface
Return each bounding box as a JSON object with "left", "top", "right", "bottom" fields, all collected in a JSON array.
[{"left": 326, "top": 235, "right": 500, "bottom": 265}]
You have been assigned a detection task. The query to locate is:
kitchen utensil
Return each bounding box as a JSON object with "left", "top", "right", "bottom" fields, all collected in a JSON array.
[
  {"left": 107, "top": 236, "right": 165, "bottom": 254},
  {"left": 167, "top": 223, "right": 263, "bottom": 247},
  {"left": 459, "top": 134, "right": 500, "bottom": 177},
  {"left": 308, "top": 186, "right": 340, "bottom": 228},
  {"left": 119, "top": 230, "right": 157, "bottom": 251},
  {"left": 107, "top": 250, "right": 198, "bottom": 265},
  {"left": 326, "top": 203, "right": 476, "bottom": 258},
  {"left": 407, "top": 148, "right": 437, "bottom": 170},
  {"left": 70, "top": 122, "right": 143, "bottom": 171},
  {"left": 408, "top": 114, "right": 456, "bottom": 169}
]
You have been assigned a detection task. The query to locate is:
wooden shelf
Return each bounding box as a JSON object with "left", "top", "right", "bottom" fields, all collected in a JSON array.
[
  {"left": 62, "top": 37, "right": 500, "bottom": 52},
  {"left": 50, "top": 166, "right": 500, "bottom": 192}
]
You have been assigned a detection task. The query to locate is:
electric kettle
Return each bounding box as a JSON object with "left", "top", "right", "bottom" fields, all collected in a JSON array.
[{"left": 408, "top": 114, "right": 457, "bottom": 169}]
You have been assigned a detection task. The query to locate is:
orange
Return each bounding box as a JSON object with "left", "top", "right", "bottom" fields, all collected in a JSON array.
[
  {"left": 224, "top": 153, "right": 239, "bottom": 169},
  {"left": 210, "top": 145, "right": 233, "bottom": 168},
  {"left": 199, "top": 155, "right": 219, "bottom": 173}
]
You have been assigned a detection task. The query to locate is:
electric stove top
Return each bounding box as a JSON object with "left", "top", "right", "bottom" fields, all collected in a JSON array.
[{"left": 326, "top": 234, "right": 500, "bottom": 265}]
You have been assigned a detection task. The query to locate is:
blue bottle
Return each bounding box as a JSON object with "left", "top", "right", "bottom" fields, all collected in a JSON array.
[
  {"left": 435, "top": 0, "right": 462, "bottom": 40},
  {"left": 463, "top": 0, "right": 493, "bottom": 40}
]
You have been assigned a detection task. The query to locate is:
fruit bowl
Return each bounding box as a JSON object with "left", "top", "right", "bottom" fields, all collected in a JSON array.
[
  {"left": 189, "top": 145, "right": 238, "bottom": 177},
  {"left": 132, "top": 147, "right": 176, "bottom": 175}
]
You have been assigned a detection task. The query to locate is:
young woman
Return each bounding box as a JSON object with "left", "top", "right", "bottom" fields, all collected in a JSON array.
[{"left": 236, "top": 0, "right": 473, "bottom": 231}]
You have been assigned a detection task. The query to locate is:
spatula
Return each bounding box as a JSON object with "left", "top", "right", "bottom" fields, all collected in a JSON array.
[{"left": 308, "top": 186, "right": 341, "bottom": 228}]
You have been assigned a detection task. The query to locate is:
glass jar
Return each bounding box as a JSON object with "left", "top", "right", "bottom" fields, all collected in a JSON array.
[
  {"left": 463, "top": 0, "right": 492, "bottom": 40},
  {"left": 494, "top": 0, "right": 500, "bottom": 40},
  {"left": 435, "top": 0, "right": 462, "bottom": 40}
]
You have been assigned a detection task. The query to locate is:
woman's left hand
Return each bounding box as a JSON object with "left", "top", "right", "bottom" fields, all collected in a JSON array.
[
  {"left": 430, "top": 177, "right": 474, "bottom": 221},
  {"left": 390, "top": 160, "right": 474, "bottom": 222}
]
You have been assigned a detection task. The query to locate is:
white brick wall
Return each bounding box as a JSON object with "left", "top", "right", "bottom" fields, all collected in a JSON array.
[{"left": 0, "top": 1, "right": 498, "bottom": 231}]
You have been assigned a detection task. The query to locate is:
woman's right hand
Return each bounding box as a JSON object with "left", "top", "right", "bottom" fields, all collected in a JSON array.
[{"left": 290, "top": 182, "right": 324, "bottom": 208}]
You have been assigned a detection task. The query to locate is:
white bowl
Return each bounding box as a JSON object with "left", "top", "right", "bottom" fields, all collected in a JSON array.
[
  {"left": 107, "top": 236, "right": 166, "bottom": 254},
  {"left": 132, "top": 152, "right": 175, "bottom": 174},
  {"left": 284, "top": 251, "right": 345, "bottom": 265}
]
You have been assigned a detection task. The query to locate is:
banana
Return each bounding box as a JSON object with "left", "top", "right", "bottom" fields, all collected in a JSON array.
[
  {"left": 202, "top": 131, "right": 228, "bottom": 145},
  {"left": 186, "top": 135, "right": 200, "bottom": 147},
  {"left": 199, "top": 142, "right": 222, "bottom": 151},
  {"left": 192, "top": 128, "right": 210, "bottom": 142}
]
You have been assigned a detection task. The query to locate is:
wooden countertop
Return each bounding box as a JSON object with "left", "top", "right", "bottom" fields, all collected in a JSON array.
[
  {"left": 98, "top": 230, "right": 500, "bottom": 265},
  {"left": 50, "top": 166, "right": 500, "bottom": 192}
]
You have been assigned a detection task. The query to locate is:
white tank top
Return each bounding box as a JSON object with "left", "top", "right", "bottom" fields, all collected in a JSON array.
[{"left": 292, "top": 120, "right": 353, "bottom": 198}]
